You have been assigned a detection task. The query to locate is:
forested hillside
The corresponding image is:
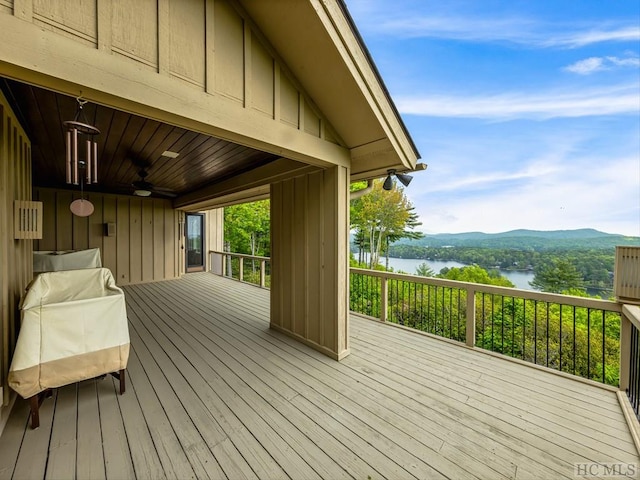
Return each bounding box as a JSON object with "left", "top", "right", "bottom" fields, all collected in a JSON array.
[
  {"left": 394, "top": 229, "right": 640, "bottom": 250},
  {"left": 386, "top": 229, "right": 640, "bottom": 295}
]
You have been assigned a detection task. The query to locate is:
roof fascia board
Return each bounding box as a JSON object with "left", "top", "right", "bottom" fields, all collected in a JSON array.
[{"left": 311, "top": 0, "right": 419, "bottom": 167}]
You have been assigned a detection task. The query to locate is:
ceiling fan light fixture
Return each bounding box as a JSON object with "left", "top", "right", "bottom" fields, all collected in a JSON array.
[{"left": 134, "top": 189, "right": 152, "bottom": 197}]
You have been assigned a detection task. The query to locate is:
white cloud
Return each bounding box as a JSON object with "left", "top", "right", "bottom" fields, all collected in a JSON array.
[
  {"left": 367, "top": 13, "right": 640, "bottom": 49},
  {"left": 564, "top": 57, "right": 605, "bottom": 74},
  {"left": 607, "top": 55, "right": 640, "bottom": 67},
  {"left": 565, "top": 55, "right": 640, "bottom": 74},
  {"left": 395, "top": 84, "right": 640, "bottom": 119},
  {"left": 426, "top": 163, "right": 560, "bottom": 193},
  {"left": 413, "top": 156, "right": 640, "bottom": 236},
  {"left": 542, "top": 26, "right": 640, "bottom": 48}
]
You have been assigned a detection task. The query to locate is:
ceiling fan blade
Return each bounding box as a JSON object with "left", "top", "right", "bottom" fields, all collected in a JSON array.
[
  {"left": 151, "top": 185, "right": 176, "bottom": 193},
  {"left": 152, "top": 189, "right": 177, "bottom": 198}
]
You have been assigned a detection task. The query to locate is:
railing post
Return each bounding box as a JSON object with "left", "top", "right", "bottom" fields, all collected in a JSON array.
[
  {"left": 239, "top": 257, "right": 244, "bottom": 282},
  {"left": 620, "top": 305, "right": 640, "bottom": 391},
  {"left": 222, "top": 254, "right": 227, "bottom": 277},
  {"left": 260, "top": 260, "right": 266, "bottom": 288},
  {"left": 380, "top": 276, "right": 388, "bottom": 322},
  {"left": 620, "top": 312, "right": 631, "bottom": 391},
  {"left": 466, "top": 287, "right": 476, "bottom": 347}
]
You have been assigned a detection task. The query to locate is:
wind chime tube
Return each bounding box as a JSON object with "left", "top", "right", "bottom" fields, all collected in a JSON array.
[
  {"left": 65, "top": 130, "right": 72, "bottom": 183},
  {"left": 86, "top": 139, "right": 92, "bottom": 184},
  {"left": 72, "top": 128, "right": 79, "bottom": 185},
  {"left": 93, "top": 141, "right": 98, "bottom": 183}
]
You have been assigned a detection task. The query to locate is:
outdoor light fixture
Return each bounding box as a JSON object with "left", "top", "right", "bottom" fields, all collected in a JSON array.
[
  {"left": 383, "top": 169, "right": 413, "bottom": 191},
  {"left": 64, "top": 96, "right": 100, "bottom": 186},
  {"left": 64, "top": 96, "right": 100, "bottom": 217}
]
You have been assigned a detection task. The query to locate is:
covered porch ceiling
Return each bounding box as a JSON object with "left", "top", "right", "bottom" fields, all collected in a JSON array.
[{"left": 1, "top": 78, "right": 284, "bottom": 206}]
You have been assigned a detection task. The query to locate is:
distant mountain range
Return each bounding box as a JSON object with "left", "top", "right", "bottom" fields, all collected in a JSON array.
[{"left": 394, "top": 229, "right": 640, "bottom": 250}]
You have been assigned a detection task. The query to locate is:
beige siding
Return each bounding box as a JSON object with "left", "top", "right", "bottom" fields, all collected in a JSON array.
[
  {"left": 251, "top": 35, "right": 275, "bottom": 117},
  {"left": 214, "top": 0, "right": 245, "bottom": 102},
  {"left": 34, "top": 188, "right": 180, "bottom": 287},
  {"left": 32, "top": 0, "right": 97, "bottom": 47},
  {"left": 167, "top": 0, "right": 205, "bottom": 88},
  {"left": 0, "top": 1, "right": 11, "bottom": 15},
  {"left": 205, "top": 208, "right": 224, "bottom": 252},
  {"left": 0, "top": 0, "right": 346, "bottom": 175},
  {"left": 111, "top": 0, "right": 158, "bottom": 69},
  {"left": 280, "top": 72, "right": 300, "bottom": 128},
  {"left": 270, "top": 166, "right": 350, "bottom": 360},
  {"left": 0, "top": 90, "right": 32, "bottom": 413}
]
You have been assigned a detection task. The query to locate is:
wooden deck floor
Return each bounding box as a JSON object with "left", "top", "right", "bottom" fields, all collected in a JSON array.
[{"left": 0, "top": 272, "right": 637, "bottom": 480}]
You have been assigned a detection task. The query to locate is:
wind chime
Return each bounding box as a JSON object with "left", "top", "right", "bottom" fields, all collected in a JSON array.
[{"left": 63, "top": 96, "right": 100, "bottom": 217}]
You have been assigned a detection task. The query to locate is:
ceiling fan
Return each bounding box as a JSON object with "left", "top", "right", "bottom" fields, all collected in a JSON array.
[
  {"left": 131, "top": 168, "right": 177, "bottom": 197},
  {"left": 122, "top": 155, "right": 177, "bottom": 198}
]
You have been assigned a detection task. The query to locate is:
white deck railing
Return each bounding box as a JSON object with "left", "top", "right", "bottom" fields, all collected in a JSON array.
[
  {"left": 208, "top": 251, "right": 639, "bottom": 393},
  {"left": 350, "top": 267, "right": 624, "bottom": 387},
  {"left": 209, "top": 250, "right": 271, "bottom": 288}
]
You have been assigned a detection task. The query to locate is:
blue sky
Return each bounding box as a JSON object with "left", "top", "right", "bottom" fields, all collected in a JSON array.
[{"left": 345, "top": 0, "right": 640, "bottom": 236}]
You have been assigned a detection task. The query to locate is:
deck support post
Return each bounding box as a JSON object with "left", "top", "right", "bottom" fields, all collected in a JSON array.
[{"left": 270, "top": 165, "right": 350, "bottom": 360}]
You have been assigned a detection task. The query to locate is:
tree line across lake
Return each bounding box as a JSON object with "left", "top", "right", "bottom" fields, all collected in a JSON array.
[{"left": 388, "top": 244, "right": 615, "bottom": 295}]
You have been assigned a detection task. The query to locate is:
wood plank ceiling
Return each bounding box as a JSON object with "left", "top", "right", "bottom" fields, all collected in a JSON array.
[{"left": 1, "top": 78, "right": 279, "bottom": 199}]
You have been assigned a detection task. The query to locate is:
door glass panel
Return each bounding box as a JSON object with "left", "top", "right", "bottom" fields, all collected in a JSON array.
[{"left": 186, "top": 214, "right": 204, "bottom": 269}]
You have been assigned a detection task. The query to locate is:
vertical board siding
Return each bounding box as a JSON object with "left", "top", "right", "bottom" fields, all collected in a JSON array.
[
  {"left": 88, "top": 195, "right": 104, "bottom": 251},
  {"left": 141, "top": 201, "right": 154, "bottom": 282},
  {"left": 304, "top": 99, "right": 321, "bottom": 137},
  {"left": 168, "top": 0, "right": 206, "bottom": 88},
  {"left": 34, "top": 188, "right": 180, "bottom": 286},
  {"left": 213, "top": 0, "right": 245, "bottom": 102},
  {"left": 111, "top": 0, "right": 159, "bottom": 69},
  {"left": 615, "top": 246, "right": 640, "bottom": 303},
  {"left": 280, "top": 73, "right": 300, "bottom": 128},
  {"left": 32, "top": 0, "right": 97, "bottom": 47},
  {"left": 204, "top": 208, "right": 224, "bottom": 272},
  {"left": 0, "top": 91, "right": 32, "bottom": 409},
  {"left": 153, "top": 202, "right": 165, "bottom": 281},
  {"left": 270, "top": 167, "right": 350, "bottom": 359},
  {"left": 251, "top": 33, "right": 274, "bottom": 117},
  {"left": 0, "top": 1, "right": 12, "bottom": 15},
  {"left": 3, "top": 0, "right": 341, "bottom": 146},
  {"left": 129, "top": 198, "right": 143, "bottom": 284},
  {"left": 293, "top": 175, "right": 307, "bottom": 337}
]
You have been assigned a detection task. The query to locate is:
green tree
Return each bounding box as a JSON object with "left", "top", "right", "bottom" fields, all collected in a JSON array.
[
  {"left": 383, "top": 206, "right": 423, "bottom": 269},
  {"left": 415, "top": 262, "right": 435, "bottom": 277},
  {"left": 530, "top": 258, "right": 584, "bottom": 293},
  {"left": 351, "top": 179, "right": 422, "bottom": 268},
  {"left": 437, "top": 265, "right": 514, "bottom": 287},
  {"left": 224, "top": 200, "right": 270, "bottom": 256}
]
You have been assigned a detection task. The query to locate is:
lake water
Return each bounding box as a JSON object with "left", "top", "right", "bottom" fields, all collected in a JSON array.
[{"left": 364, "top": 255, "right": 537, "bottom": 291}]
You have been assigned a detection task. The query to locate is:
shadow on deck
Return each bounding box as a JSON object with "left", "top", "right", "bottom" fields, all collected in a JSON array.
[{"left": 0, "top": 272, "right": 637, "bottom": 479}]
